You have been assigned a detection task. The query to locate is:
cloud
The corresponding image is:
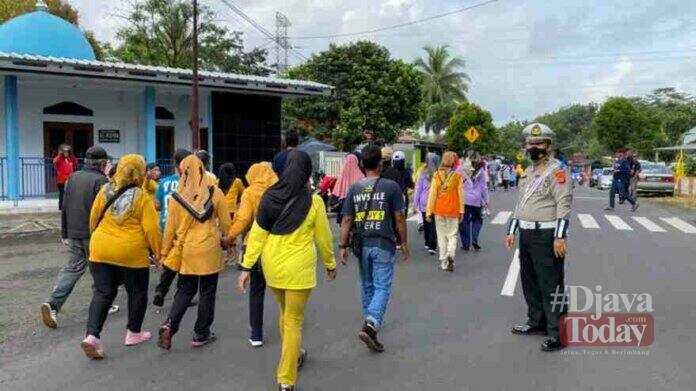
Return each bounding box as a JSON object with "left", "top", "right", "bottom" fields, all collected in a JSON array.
[{"left": 67, "top": 0, "right": 696, "bottom": 123}]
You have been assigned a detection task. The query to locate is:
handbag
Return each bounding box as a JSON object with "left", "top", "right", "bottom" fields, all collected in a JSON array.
[{"left": 350, "top": 178, "right": 380, "bottom": 259}]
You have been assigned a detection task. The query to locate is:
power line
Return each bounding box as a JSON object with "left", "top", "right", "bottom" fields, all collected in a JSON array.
[
  {"left": 287, "top": 0, "right": 502, "bottom": 40},
  {"left": 217, "top": 0, "right": 308, "bottom": 65}
]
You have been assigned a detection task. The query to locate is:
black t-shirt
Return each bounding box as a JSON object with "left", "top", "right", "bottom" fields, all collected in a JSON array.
[{"left": 341, "top": 177, "right": 406, "bottom": 251}]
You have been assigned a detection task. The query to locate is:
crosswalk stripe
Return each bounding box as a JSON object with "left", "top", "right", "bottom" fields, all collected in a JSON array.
[
  {"left": 491, "top": 211, "right": 512, "bottom": 225},
  {"left": 631, "top": 217, "right": 666, "bottom": 232},
  {"left": 660, "top": 217, "right": 696, "bottom": 234},
  {"left": 500, "top": 249, "right": 520, "bottom": 297},
  {"left": 604, "top": 215, "right": 633, "bottom": 230},
  {"left": 577, "top": 214, "right": 600, "bottom": 229}
]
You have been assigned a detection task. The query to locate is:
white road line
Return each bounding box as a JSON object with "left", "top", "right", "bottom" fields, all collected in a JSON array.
[
  {"left": 500, "top": 249, "right": 520, "bottom": 297},
  {"left": 491, "top": 211, "right": 512, "bottom": 225},
  {"left": 577, "top": 214, "right": 600, "bottom": 229},
  {"left": 604, "top": 215, "right": 633, "bottom": 231},
  {"left": 631, "top": 217, "right": 666, "bottom": 233},
  {"left": 660, "top": 217, "right": 696, "bottom": 234}
]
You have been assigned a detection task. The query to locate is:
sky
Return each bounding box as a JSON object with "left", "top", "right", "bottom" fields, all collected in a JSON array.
[{"left": 69, "top": 0, "right": 696, "bottom": 124}]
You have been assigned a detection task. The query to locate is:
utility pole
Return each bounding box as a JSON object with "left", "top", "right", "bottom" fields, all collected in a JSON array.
[
  {"left": 191, "top": 0, "right": 200, "bottom": 150},
  {"left": 275, "top": 12, "right": 290, "bottom": 74}
]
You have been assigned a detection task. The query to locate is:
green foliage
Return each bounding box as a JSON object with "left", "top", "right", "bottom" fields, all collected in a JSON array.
[
  {"left": 414, "top": 45, "right": 470, "bottom": 135},
  {"left": 495, "top": 121, "right": 526, "bottom": 160},
  {"left": 446, "top": 102, "right": 497, "bottom": 155},
  {"left": 111, "top": 0, "right": 269, "bottom": 75},
  {"left": 533, "top": 103, "right": 598, "bottom": 152},
  {"left": 684, "top": 155, "right": 696, "bottom": 176},
  {"left": 592, "top": 97, "right": 645, "bottom": 153},
  {"left": 282, "top": 41, "right": 422, "bottom": 150}
]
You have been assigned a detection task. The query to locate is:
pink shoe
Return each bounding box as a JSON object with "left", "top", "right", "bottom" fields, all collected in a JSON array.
[
  {"left": 80, "top": 335, "right": 104, "bottom": 359},
  {"left": 125, "top": 330, "right": 152, "bottom": 346}
]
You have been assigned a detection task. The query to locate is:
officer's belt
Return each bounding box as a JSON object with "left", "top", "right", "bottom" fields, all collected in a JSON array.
[{"left": 518, "top": 220, "right": 555, "bottom": 230}]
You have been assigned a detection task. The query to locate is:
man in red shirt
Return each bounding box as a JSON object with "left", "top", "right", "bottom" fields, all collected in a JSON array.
[{"left": 53, "top": 144, "right": 78, "bottom": 210}]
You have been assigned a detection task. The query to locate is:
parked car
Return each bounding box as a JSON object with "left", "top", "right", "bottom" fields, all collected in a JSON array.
[
  {"left": 597, "top": 168, "right": 613, "bottom": 190},
  {"left": 590, "top": 168, "right": 604, "bottom": 187},
  {"left": 636, "top": 164, "right": 674, "bottom": 195}
]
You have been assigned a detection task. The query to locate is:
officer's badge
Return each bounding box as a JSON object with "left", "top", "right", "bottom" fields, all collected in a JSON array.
[
  {"left": 554, "top": 169, "right": 566, "bottom": 184},
  {"left": 531, "top": 124, "right": 542, "bottom": 136}
]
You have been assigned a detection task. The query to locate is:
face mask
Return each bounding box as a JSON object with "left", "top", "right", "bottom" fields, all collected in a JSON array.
[{"left": 527, "top": 147, "right": 547, "bottom": 161}]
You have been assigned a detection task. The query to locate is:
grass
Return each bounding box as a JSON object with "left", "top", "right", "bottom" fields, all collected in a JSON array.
[{"left": 645, "top": 195, "right": 696, "bottom": 211}]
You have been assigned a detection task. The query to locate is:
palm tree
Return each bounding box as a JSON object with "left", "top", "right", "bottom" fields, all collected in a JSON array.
[
  {"left": 414, "top": 45, "right": 470, "bottom": 134},
  {"left": 414, "top": 45, "right": 470, "bottom": 105}
]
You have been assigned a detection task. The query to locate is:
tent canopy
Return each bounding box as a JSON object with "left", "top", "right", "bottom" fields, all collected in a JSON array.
[{"left": 298, "top": 137, "right": 336, "bottom": 153}]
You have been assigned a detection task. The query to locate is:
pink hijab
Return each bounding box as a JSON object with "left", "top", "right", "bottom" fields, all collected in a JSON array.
[{"left": 332, "top": 154, "right": 365, "bottom": 199}]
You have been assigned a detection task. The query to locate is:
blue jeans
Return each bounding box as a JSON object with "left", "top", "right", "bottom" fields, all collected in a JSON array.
[
  {"left": 459, "top": 206, "right": 483, "bottom": 249},
  {"left": 358, "top": 246, "right": 396, "bottom": 330},
  {"left": 609, "top": 177, "right": 635, "bottom": 207}
]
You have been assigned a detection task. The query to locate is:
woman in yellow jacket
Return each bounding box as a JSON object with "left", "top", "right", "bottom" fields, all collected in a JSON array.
[
  {"left": 222, "top": 162, "right": 277, "bottom": 347},
  {"left": 426, "top": 151, "right": 465, "bottom": 272},
  {"left": 157, "top": 155, "right": 231, "bottom": 350},
  {"left": 81, "top": 154, "right": 161, "bottom": 360},
  {"left": 238, "top": 150, "right": 337, "bottom": 391},
  {"left": 218, "top": 162, "right": 245, "bottom": 218}
]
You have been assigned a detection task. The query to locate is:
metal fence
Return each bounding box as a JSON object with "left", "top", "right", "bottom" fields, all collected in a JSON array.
[
  {"left": 317, "top": 151, "right": 348, "bottom": 177},
  {"left": 0, "top": 157, "right": 6, "bottom": 200}
]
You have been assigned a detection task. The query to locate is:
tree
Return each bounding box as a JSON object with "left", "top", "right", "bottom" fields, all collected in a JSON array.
[
  {"left": 414, "top": 45, "right": 470, "bottom": 134},
  {"left": 495, "top": 120, "right": 526, "bottom": 160},
  {"left": 592, "top": 97, "right": 657, "bottom": 155},
  {"left": 283, "top": 41, "right": 423, "bottom": 150},
  {"left": 446, "top": 102, "right": 497, "bottom": 155},
  {"left": 533, "top": 103, "right": 598, "bottom": 152},
  {"left": 111, "top": 0, "right": 269, "bottom": 75},
  {"left": 0, "top": 0, "right": 106, "bottom": 60}
]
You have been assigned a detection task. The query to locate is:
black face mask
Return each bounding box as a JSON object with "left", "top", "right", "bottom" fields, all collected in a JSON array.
[{"left": 527, "top": 147, "right": 547, "bottom": 161}]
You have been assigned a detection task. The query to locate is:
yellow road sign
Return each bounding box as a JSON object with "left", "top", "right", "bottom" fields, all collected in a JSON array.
[
  {"left": 516, "top": 151, "right": 525, "bottom": 161},
  {"left": 464, "top": 126, "right": 479, "bottom": 143}
]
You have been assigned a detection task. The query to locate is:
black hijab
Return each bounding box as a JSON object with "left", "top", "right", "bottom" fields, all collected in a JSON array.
[
  {"left": 218, "top": 163, "right": 237, "bottom": 193},
  {"left": 256, "top": 150, "right": 313, "bottom": 235}
]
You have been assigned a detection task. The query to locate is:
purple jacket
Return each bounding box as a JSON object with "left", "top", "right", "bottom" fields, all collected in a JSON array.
[
  {"left": 463, "top": 169, "right": 489, "bottom": 207},
  {"left": 413, "top": 172, "right": 431, "bottom": 213}
]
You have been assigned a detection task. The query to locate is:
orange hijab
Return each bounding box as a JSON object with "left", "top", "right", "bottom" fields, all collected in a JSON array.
[{"left": 174, "top": 155, "right": 213, "bottom": 220}]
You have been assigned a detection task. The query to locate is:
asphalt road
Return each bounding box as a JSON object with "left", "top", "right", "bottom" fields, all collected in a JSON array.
[{"left": 1, "top": 185, "right": 695, "bottom": 391}]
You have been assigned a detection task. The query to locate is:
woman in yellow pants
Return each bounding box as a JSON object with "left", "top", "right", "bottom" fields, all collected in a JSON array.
[{"left": 238, "top": 150, "right": 337, "bottom": 391}]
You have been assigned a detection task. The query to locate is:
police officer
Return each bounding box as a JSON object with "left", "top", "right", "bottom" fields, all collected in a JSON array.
[{"left": 505, "top": 123, "right": 573, "bottom": 352}]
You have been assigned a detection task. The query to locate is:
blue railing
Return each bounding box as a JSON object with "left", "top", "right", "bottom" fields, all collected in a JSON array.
[{"left": 0, "top": 157, "right": 6, "bottom": 200}]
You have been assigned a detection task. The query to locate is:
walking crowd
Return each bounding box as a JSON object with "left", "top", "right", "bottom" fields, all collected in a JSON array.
[{"left": 39, "top": 124, "right": 573, "bottom": 390}]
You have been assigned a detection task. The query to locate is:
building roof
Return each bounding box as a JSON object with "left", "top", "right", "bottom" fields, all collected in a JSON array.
[
  {"left": 0, "top": 52, "right": 332, "bottom": 97},
  {"left": 0, "top": 8, "right": 96, "bottom": 60}
]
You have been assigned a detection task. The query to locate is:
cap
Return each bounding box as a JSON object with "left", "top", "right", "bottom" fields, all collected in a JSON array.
[
  {"left": 381, "top": 146, "right": 394, "bottom": 161},
  {"left": 522, "top": 123, "right": 555, "bottom": 143},
  {"left": 85, "top": 145, "right": 109, "bottom": 160},
  {"left": 393, "top": 151, "right": 405, "bottom": 161}
]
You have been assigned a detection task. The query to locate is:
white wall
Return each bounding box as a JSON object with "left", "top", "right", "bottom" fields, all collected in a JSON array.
[{"left": 0, "top": 74, "right": 211, "bottom": 196}]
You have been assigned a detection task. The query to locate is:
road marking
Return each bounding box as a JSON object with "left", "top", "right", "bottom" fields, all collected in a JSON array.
[
  {"left": 631, "top": 217, "right": 666, "bottom": 232},
  {"left": 491, "top": 211, "right": 512, "bottom": 225},
  {"left": 660, "top": 217, "right": 696, "bottom": 234},
  {"left": 604, "top": 215, "right": 633, "bottom": 231},
  {"left": 500, "top": 249, "right": 520, "bottom": 297},
  {"left": 577, "top": 214, "right": 600, "bottom": 229}
]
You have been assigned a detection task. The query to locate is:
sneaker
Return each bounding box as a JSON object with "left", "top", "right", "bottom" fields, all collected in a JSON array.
[
  {"left": 191, "top": 332, "right": 217, "bottom": 347},
  {"left": 461, "top": 246, "right": 470, "bottom": 252},
  {"left": 297, "top": 348, "right": 308, "bottom": 370},
  {"left": 40, "top": 303, "right": 58, "bottom": 329},
  {"left": 188, "top": 298, "right": 198, "bottom": 307},
  {"left": 248, "top": 338, "right": 264, "bottom": 348},
  {"left": 428, "top": 249, "right": 437, "bottom": 255},
  {"left": 440, "top": 259, "right": 448, "bottom": 270},
  {"left": 540, "top": 337, "right": 564, "bottom": 352},
  {"left": 125, "top": 330, "right": 152, "bottom": 346},
  {"left": 278, "top": 385, "right": 295, "bottom": 391},
  {"left": 152, "top": 294, "right": 164, "bottom": 307},
  {"left": 158, "top": 323, "right": 172, "bottom": 350},
  {"left": 631, "top": 202, "right": 640, "bottom": 212},
  {"left": 108, "top": 305, "right": 119, "bottom": 314},
  {"left": 472, "top": 242, "right": 481, "bottom": 251},
  {"left": 447, "top": 257, "right": 455, "bottom": 272},
  {"left": 358, "top": 321, "right": 384, "bottom": 352},
  {"left": 604, "top": 206, "right": 614, "bottom": 211},
  {"left": 80, "top": 335, "right": 105, "bottom": 359}
]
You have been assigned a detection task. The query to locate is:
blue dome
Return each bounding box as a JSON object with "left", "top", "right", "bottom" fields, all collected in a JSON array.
[{"left": 0, "top": 10, "right": 96, "bottom": 60}]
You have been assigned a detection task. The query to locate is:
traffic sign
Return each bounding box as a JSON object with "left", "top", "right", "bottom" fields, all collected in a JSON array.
[
  {"left": 516, "top": 151, "right": 524, "bottom": 161},
  {"left": 464, "top": 126, "right": 479, "bottom": 143}
]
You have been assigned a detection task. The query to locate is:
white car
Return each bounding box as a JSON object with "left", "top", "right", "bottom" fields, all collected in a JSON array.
[{"left": 597, "top": 168, "right": 613, "bottom": 190}]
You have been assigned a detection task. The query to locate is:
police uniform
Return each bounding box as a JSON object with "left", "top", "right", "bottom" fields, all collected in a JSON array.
[{"left": 508, "top": 123, "right": 573, "bottom": 351}]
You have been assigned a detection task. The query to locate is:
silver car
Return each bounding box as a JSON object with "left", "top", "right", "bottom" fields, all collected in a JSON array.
[
  {"left": 636, "top": 164, "right": 674, "bottom": 195},
  {"left": 597, "top": 168, "right": 613, "bottom": 190}
]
